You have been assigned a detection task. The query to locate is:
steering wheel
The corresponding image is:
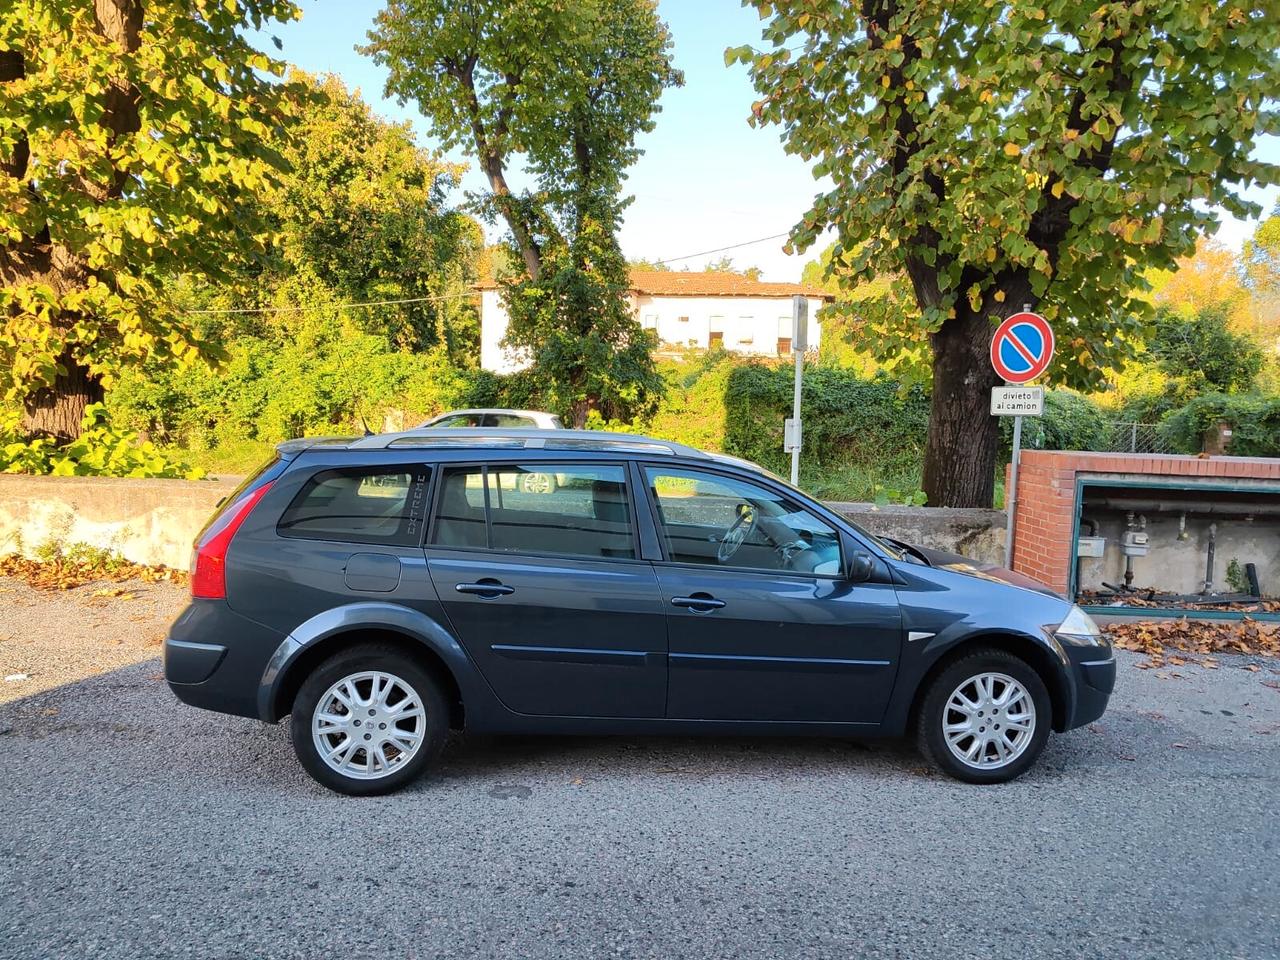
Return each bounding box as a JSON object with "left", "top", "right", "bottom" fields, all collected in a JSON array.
[{"left": 716, "top": 506, "right": 755, "bottom": 563}]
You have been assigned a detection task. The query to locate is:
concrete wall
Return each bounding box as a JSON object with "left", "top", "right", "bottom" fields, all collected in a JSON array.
[
  {"left": 829, "top": 502, "right": 1007, "bottom": 567},
  {"left": 0, "top": 474, "right": 238, "bottom": 570},
  {"left": 0, "top": 476, "right": 1007, "bottom": 572}
]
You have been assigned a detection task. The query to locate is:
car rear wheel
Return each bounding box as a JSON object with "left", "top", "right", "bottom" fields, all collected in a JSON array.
[
  {"left": 290, "top": 643, "right": 448, "bottom": 796},
  {"left": 916, "top": 648, "right": 1051, "bottom": 784}
]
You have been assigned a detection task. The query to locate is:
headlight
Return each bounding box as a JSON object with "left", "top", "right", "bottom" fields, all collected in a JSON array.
[{"left": 1053, "top": 604, "right": 1105, "bottom": 646}]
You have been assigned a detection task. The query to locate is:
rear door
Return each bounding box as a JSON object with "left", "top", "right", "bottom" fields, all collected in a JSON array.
[
  {"left": 642, "top": 465, "right": 902, "bottom": 724},
  {"left": 425, "top": 461, "right": 667, "bottom": 718}
]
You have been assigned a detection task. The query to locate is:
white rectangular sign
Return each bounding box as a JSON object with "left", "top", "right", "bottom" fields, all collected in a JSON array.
[
  {"left": 784, "top": 417, "right": 802, "bottom": 452},
  {"left": 990, "top": 386, "right": 1044, "bottom": 416}
]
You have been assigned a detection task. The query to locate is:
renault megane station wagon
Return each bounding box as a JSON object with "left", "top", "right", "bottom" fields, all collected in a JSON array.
[{"left": 165, "top": 429, "right": 1115, "bottom": 795}]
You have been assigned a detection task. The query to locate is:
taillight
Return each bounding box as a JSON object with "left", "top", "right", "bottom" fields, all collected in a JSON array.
[{"left": 191, "top": 482, "right": 274, "bottom": 600}]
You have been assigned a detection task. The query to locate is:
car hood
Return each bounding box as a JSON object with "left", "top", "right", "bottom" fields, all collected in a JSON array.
[{"left": 910, "top": 544, "right": 1063, "bottom": 598}]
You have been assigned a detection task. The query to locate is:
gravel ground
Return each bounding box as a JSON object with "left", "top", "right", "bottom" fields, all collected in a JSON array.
[{"left": 1, "top": 576, "right": 1279, "bottom": 960}]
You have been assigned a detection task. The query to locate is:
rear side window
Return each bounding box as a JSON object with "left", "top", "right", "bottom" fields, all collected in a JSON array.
[
  {"left": 430, "top": 464, "right": 634, "bottom": 560},
  {"left": 278, "top": 466, "right": 431, "bottom": 546}
]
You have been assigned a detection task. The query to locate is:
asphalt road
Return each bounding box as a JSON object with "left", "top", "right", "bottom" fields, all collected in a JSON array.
[{"left": 1, "top": 578, "right": 1279, "bottom": 960}]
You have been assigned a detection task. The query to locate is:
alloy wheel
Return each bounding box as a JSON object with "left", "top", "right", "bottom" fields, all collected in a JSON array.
[
  {"left": 311, "top": 670, "right": 426, "bottom": 781},
  {"left": 942, "top": 671, "right": 1036, "bottom": 770}
]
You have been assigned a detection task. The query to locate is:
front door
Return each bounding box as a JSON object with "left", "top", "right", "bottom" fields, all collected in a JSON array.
[
  {"left": 643, "top": 466, "right": 902, "bottom": 724},
  {"left": 426, "top": 461, "right": 667, "bottom": 718}
]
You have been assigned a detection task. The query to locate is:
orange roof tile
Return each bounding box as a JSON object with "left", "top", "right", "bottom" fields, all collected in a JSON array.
[{"left": 477, "top": 268, "right": 833, "bottom": 301}]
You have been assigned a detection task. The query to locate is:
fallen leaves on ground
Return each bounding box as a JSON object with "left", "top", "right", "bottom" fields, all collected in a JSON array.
[
  {"left": 1109, "top": 617, "right": 1280, "bottom": 669},
  {"left": 1080, "top": 590, "right": 1280, "bottom": 614},
  {"left": 0, "top": 554, "right": 187, "bottom": 591}
]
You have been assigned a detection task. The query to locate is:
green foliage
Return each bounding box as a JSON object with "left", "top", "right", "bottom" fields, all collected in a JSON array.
[
  {"left": 730, "top": 0, "right": 1280, "bottom": 382},
  {"left": 255, "top": 71, "right": 482, "bottom": 356},
  {"left": 1, "top": 0, "right": 304, "bottom": 412},
  {"left": 1225, "top": 558, "right": 1249, "bottom": 595},
  {"left": 1158, "top": 393, "right": 1280, "bottom": 457},
  {"left": 1148, "top": 306, "right": 1263, "bottom": 394},
  {"left": 721, "top": 361, "right": 931, "bottom": 484},
  {"left": 364, "top": 0, "right": 681, "bottom": 424},
  {"left": 730, "top": 0, "right": 1280, "bottom": 505},
  {"left": 1, "top": 404, "right": 200, "bottom": 478},
  {"left": 502, "top": 208, "right": 664, "bottom": 423},
  {"left": 1007, "top": 390, "right": 1110, "bottom": 453}
]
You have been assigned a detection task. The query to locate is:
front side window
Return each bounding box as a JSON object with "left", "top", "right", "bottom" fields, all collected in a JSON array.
[
  {"left": 646, "top": 467, "right": 841, "bottom": 576},
  {"left": 278, "top": 467, "right": 430, "bottom": 545},
  {"left": 486, "top": 414, "right": 536, "bottom": 427},
  {"left": 431, "top": 464, "right": 634, "bottom": 560}
]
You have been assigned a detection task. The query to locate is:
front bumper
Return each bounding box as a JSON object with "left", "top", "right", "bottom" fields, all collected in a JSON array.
[{"left": 1063, "top": 646, "right": 1116, "bottom": 729}]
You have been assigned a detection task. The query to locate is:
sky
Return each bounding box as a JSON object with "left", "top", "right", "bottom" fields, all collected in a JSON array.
[{"left": 259, "top": 0, "right": 1280, "bottom": 282}]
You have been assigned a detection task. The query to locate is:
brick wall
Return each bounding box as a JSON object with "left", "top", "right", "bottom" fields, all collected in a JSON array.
[{"left": 1008, "top": 451, "right": 1280, "bottom": 594}]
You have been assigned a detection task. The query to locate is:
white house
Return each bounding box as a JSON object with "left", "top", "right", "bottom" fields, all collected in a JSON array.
[{"left": 479, "top": 269, "right": 833, "bottom": 373}]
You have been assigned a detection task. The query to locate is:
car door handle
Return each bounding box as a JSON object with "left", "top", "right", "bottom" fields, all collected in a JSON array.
[
  {"left": 455, "top": 580, "right": 515, "bottom": 598},
  {"left": 671, "top": 594, "right": 725, "bottom": 611}
]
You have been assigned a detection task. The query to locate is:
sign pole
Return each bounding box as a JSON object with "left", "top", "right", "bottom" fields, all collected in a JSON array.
[
  {"left": 1000, "top": 303, "right": 1039, "bottom": 568},
  {"left": 788, "top": 295, "right": 807, "bottom": 486},
  {"left": 1004, "top": 409, "right": 1022, "bottom": 568}
]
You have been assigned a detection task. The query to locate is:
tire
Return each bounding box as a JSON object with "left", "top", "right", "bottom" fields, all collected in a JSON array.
[
  {"left": 290, "top": 642, "right": 449, "bottom": 796},
  {"left": 916, "top": 648, "right": 1051, "bottom": 784}
]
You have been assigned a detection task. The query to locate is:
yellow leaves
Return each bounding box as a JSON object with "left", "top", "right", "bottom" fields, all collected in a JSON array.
[
  {"left": 979, "top": 90, "right": 993, "bottom": 104},
  {"left": 884, "top": 35, "right": 903, "bottom": 51},
  {"left": 984, "top": 247, "right": 997, "bottom": 263},
  {"left": 993, "top": 290, "right": 1007, "bottom": 303},
  {"left": 1051, "top": 180, "right": 1065, "bottom": 199},
  {"left": 881, "top": 74, "right": 891, "bottom": 89},
  {"left": 1064, "top": 129, "right": 1079, "bottom": 141},
  {"left": 1003, "top": 142, "right": 1021, "bottom": 157}
]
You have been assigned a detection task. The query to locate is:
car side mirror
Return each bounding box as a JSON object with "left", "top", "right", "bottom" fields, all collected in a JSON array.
[{"left": 845, "top": 551, "right": 876, "bottom": 583}]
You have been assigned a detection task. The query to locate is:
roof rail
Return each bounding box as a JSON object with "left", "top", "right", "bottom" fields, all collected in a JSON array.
[{"left": 346, "top": 427, "right": 709, "bottom": 458}]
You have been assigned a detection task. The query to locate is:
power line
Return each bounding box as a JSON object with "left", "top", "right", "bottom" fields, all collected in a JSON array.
[
  {"left": 182, "top": 229, "right": 800, "bottom": 315},
  {"left": 649, "top": 231, "right": 793, "bottom": 266},
  {"left": 183, "top": 290, "right": 475, "bottom": 316}
]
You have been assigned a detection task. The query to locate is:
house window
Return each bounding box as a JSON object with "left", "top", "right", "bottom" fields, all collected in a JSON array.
[
  {"left": 777, "top": 316, "right": 794, "bottom": 355},
  {"left": 642, "top": 313, "right": 658, "bottom": 330},
  {"left": 777, "top": 337, "right": 792, "bottom": 356},
  {"left": 709, "top": 331, "right": 724, "bottom": 350},
  {"left": 677, "top": 315, "right": 689, "bottom": 323}
]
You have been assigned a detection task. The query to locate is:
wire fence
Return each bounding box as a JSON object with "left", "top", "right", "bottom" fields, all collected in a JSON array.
[{"left": 1093, "top": 421, "right": 1174, "bottom": 454}]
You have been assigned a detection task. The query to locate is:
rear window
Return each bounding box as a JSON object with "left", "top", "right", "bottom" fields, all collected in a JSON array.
[
  {"left": 430, "top": 464, "right": 634, "bottom": 560},
  {"left": 277, "top": 466, "right": 431, "bottom": 545}
]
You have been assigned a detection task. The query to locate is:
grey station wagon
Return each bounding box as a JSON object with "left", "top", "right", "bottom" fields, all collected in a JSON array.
[{"left": 165, "top": 429, "right": 1115, "bottom": 795}]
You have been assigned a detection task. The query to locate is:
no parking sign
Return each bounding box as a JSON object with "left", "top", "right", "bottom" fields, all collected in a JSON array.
[{"left": 990, "top": 312, "right": 1054, "bottom": 384}]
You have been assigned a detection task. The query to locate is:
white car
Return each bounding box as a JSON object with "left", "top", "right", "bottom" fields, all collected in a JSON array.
[
  {"left": 418, "top": 409, "right": 566, "bottom": 492},
  {"left": 418, "top": 408, "right": 564, "bottom": 430}
]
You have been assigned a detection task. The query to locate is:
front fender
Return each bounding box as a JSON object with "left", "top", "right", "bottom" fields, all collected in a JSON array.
[{"left": 256, "top": 601, "right": 488, "bottom": 722}]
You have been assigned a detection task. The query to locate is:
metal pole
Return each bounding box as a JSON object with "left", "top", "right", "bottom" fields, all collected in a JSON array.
[
  {"left": 790, "top": 346, "right": 803, "bottom": 486},
  {"left": 1004, "top": 413, "right": 1022, "bottom": 569}
]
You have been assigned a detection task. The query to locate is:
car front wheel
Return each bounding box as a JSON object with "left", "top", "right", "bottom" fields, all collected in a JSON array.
[
  {"left": 916, "top": 648, "right": 1051, "bottom": 784},
  {"left": 290, "top": 643, "right": 448, "bottom": 796}
]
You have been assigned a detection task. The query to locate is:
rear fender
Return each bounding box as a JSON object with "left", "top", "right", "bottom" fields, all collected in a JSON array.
[{"left": 257, "top": 601, "right": 489, "bottom": 722}]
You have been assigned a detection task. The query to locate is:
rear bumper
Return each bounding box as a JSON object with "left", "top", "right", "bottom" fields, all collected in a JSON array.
[{"left": 164, "top": 600, "right": 285, "bottom": 720}]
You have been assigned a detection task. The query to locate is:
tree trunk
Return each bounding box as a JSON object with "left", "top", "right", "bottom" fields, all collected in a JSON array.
[
  {"left": 21, "top": 351, "right": 103, "bottom": 441},
  {"left": 920, "top": 309, "right": 1003, "bottom": 507}
]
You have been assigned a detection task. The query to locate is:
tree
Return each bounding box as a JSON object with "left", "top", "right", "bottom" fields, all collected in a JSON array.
[
  {"left": 363, "top": 0, "right": 681, "bottom": 425},
  {"left": 208, "top": 71, "right": 484, "bottom": 360},
  {"left": 1243, "top": 210, "right": 1280, "bottom": 342},
  {"left": 1148, "top": 306, "right": 1263, "bottom": 395},
  {"left": 704, "top": 255, "right": 763, "bottom": 280},
  {"left": 627, "top": 257, "right": 672, "bottom": 272},
  {"left": 1, "top": 0, "right": 303, "bottom": 440},
  {"left": 729, "top": 1, "right": 1280, "bottom": 506}
]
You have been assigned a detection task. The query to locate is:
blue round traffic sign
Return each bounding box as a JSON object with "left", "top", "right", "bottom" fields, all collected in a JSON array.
[{"left": 990, "top": 312, "right": 1054, "bottom": 384}]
